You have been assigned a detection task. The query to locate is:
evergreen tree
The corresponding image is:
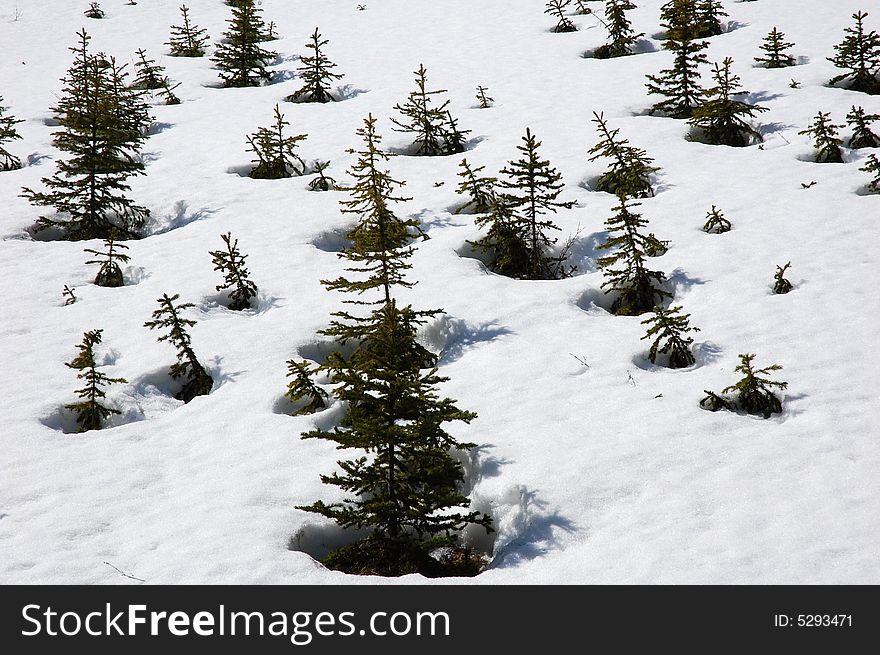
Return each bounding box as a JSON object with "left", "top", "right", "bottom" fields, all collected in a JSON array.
[
  {"left": 84, "top": 235, "right": 130, "bottom": 287},
  {"left": 285, "top": 360, "right": 328, "bottom": 415},
  {"left": 454, "top": 158, "right": 497, "bottom": 214},
  {"left": 644, "top": 232, "right": 670, "bottom": 257},
  {"left": 545, "top": 1, "right": 577, "bottom": 33},
  {"left": 475, "top": 85, "right": 494, "bottom": 108},
  {"left": 597, "top": 194, "right": 671, "bottom": 316},
  {"left": 846, "top": 105, "right": 880, "bottom": 148},
  {"left": 828, "top": 11, "right": 880, "bottom": 94},
  {"left": 131, "top": 49, "right": 167, "bottom": 91},
  {"left": 247, "top": 104, "right": 307, "bottom": 179},
  {"left": 660, "top": 0, "right": 698, "bottom": 41},
  {"left": 695, "top": 0, "right": 726, "bottom": 38},
  {"left": 85, "top": 2, "right": 104, "bottom": 19},
  {"left": 144, "top": 293, "right": 213, "bottom": 403},
  {"left": 772, "top": 261, "right": 792, "bottom": 294},
  {"left": 157, "top": 77, "right": 182, "bottom": 106},
  {"left": 688, "top": 57, "right": 767, "bottom": 146},
  {"left": 701, "top": 353, "right": 787, "bottom": 418},
  {"left": 645, "top": 24, "right": 708, "bottom": 118},
  {"left": 702, "top": 205, "right": 731, "bottom": 233},
  {"left": 65, "top": 329, "right": 126, "bottom": 432},
  {"left": 167, "top": 5, "right": 209, "bottom": 57},
  {"left": 21, "top": 31, "right": 152, "bottom": 240},
  {"left": 587, "top": 111, "right": 658, "bottom": 197},
  {"left": 574, "top": 0, "right": 597, "bottom": 15},
  {"left": 594, "top": 0, "right": 643, "bottom": 59},
  {"left": 640, "top": 305, "right": 700, "bottom": 368},
  {"left": 861, "top": 152, "right": 880, "bottom": 193},
  {"left": 297, "top": 115, "right": 493, "bottom": 576},
  {"left": 798, "top": 111, "right": 844, "bottom": 163},
  {"left": 0, "top": 97, "right": 23, "bottom": 171},
  {"left": 391, "top": 65, "right": 468, "bottom": 156},
  {"left": 469, "top": 198, "right": 533, "bottom": 278},
  {"left": 209, "top": 232, "right": 258, "bottom": 310},
  {"left": 286, "top": 28, "right": 343, "bottom": 103},
  {"left": 63, "top": 285, "right": 78, "bottom": 305},
  {"left": 212, "top": 0, "right": 277, "bottom": 87},
  {"left": 754, "top": 27, "right": 796, "bottom": 68},
  {"left": 308, "top": 160, "right": 337, "bottom": 191}
]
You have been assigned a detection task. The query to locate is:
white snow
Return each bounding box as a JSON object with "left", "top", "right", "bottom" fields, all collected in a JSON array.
[{"left": 1, "top": 0, "right": 878, "bottom": 584}]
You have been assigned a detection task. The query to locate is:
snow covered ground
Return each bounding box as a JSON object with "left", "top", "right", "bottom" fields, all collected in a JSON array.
[{"left": 1, "top": 0, "right": 878, "bottom": 584}]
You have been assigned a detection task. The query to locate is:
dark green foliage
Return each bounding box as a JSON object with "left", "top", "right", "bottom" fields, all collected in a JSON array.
[
  {"left": 475, "top": 85, "right": 493, "bottom": 108},
  {"left": 688, "top": 57, "right": 767, "bottom": 146},
  {"left": 65, "top": 329, "right": 126, "bottom": 432},
  {"left": 308, "top": 160, "right": 337, "bottom": 191},
  {"left": 574, "top": 0, "right": 597, "bottom": 15},
  {"left": 597, "top": 194, "right": 671, "bottom": 316},
  {"left": 285, "top": 360, "right": 327, "bottom": 415},
  {"left": 846, "top": 105, "right": 880, "bottom": 148},
  {"left": 798, "top": 111, "right": 844, "bottom": 163},
  {"left": 85, "top": 2, "right": 104, "bottom": 19},
  {"left": 661, "top": 0, "right": 725, "bottom": 40},
  {"left": 144, "top": 293, "right": 213, "bottom": 403},
  {"left": 545, "top": 1, "right": 577, "bottom": 33},
  {"left": 21, "top": 31, "right": 152, "bottom": 240},
  {"left": 773, "top": 261, "right": 792, "bottom": 294},
  {"left": 702, "top": 353, "right": 787, "bottom": 418},
  {"left": 828, "top": 11, "right": 880, "bottom": 94},
  {"left": 391, "top": 65, "right": 469, "bottom": 156},
  {"left": 84, "top": 236, "right": 129, "bottom": 287},
  {"left": 286, "top": 28, "right": 343, "bottom": 103},
  {"left": 247, "top": 104, "right": 307, "bottom": 178},
  {"left": 640, "top": 305, "right": 699, "bottom": 368},
  {"left": 468, "top": 198, "right": 533, "bottom": 278},
  {"left": 454, "top": 158, "right": 497, "bottom": 214},
  {"left": 167, "top": 5, "right": 209, "bottom": 57},
  {"left": 702, "top": 205, "right": 731, "bottom": 233},
  {"left": 0, "top": 96, "right": 23, "bottom": 171},
  {"left": 588, "top": 111, "right": 657, "bottom": 198},
  {"left": 644, "top": 232, "right": 670, "bottom": 257},
  {"left": 63, "top": 285, "right": 78, "bottom": 305},
  {"left": 132, "top": 49, "right": 167, "bottom": 91},
  {"left": 594, "top": 0, "right": 643, "bottom": 59},
  {"left": 157, "top": 78, "right": 182, "bottom": 106},
  {"left": 209, "top": 232, "right": 258, "bottom": 310},
  {"left": 212, "top": 0, "right": 277, "bottom": 87},
  {"left": 861, "top": 152, "right": 880, "bottom": 192},
  {"left": 695, "top": 0, "right": 727, "bottom": 38},
  {"left": 645, "top": 26, "right": 707, "bottom": 118},
  {"left": 754, "top": 27, "right": 796, "bottom": 68}
]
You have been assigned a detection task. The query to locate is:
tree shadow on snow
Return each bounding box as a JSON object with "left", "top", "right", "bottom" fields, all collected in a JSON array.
[
  {"left": 147, "top": 200, "right": 217, "bottom": 235},
  {"left": 418, "top": 315, "right": 512, "bottom": 364}
]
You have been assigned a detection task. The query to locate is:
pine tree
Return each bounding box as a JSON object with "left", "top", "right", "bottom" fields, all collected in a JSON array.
[
  {"left": 798, "top": 111, "right": 844, "bottom": 163},
  {"left": 63, "top": 285, "right": 78, "bottom": 305},
  {"left": 496, "top": 128, "right": 574, "bottom": 280},
  {"left": 475, "top": 85, "right": 494, "bottom": 108},
  {"left": 247, "top": 104, "right": 307, "bottom": 179},
  {"left": 754, "top": 27, "right": 796, "bottom": 68},
  {"left": 861, "top": 153, "right": 880, "bottom": 192},
  {"left": 391, "top": 65, "right": 468, "bottom": 156},
  {"left": 454, "top": 158, "right": 497, "bottom": 214},
  {"left": 701, "top": 353, "right": 787, "bottom": 418},
  {"left": 660, "top": 0, "right": 698, "bottom": 41},
  {"left": 285, "top": 360, "right": 328, "bottom": 415},
  {"left": 702, "top": 205, "right": 731, "bottom": 233},
  {"left": 688, "top": 57, "right": 767, "bottom": 146},
  {"left": 21, "top": 32, "right": 152, "bottom": 240},
  {"left": 645, "top": 24, "right": 708, "bottom": 118},
  {"left": 772, "top": 261, "right": 792, "bottom": 294},
  {"left": 286, "top": 28, "right": 343, "bottom": 103},
  {"left": 828, "top": 11, "right": 880, "bottom": 94},
  {"left": 594, "top": 0, "right": 643, "bottom": 59},
  {"left": 640, "top": 305, "right": 700, "bottom": 368},
  {"left": 0, "top": 96, "right": 23, "bottom": 171},
  {"left": 597, "top": 194, "right": 671, "bottom": 316},
  {"left": 587, "top": 111, "right": 658, "bottom": 198},
  {"left": 574, "top": 0, "right": 597, "bottom": 15},
  {"left": 167, "top": 5, "right": 209, "bottom": 57},
  {"left": 209, "top": 232, "right": 258, "bottom": 310},
  {"left": 131, "top": 49, "right": 167, "bottom": 90},
  {"left": 212, "top": 0, "right": 277, "bottom": 87},
  {"left": 144, "top": 293, "right": 213, "bottom": 403},
  {"left": 846, "top": 105, "right": 880, "bottom": 148},
  {"left": 695, "top": 0, "right": 727, "bottom": 38},
  {"left": 308, "top": 160, "right": 337, "bottom": 191},
  {"left": 65, "top": 329, "right": 126, "bottom": 432},
  {"left": 297, "top": 115, "right": 493, "bottom": 576},
  {"left": 469, "top": 198, "right": 532, "bottom": 277},
  {"left": 84, "top": 235, "right": 130, "bottom": 287},
  {"left": 85, "top": 2, "right": 104, "bottom": 19},
  {"left": 157, "top": 78, "right": 182, "bottom": 106},
  {"left": 545, "top": 0, "right": 577, "bottom": 33}
]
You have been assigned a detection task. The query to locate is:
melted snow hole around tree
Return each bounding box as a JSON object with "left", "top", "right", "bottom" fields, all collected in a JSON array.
[
  {"left": 455, "top": 234, "right": 598, "bottom": 278},
  {"left": 310, "top": 226, "right": 353, "bottom": 253},
  {"left": 630, "top": 340, "right": 723, "bottom": 372}
]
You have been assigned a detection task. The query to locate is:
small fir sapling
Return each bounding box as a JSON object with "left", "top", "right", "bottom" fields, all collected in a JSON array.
[
  {"left": 827, "top": 11, "right": 880, "bottom": 94},
  {"left": 63, "top": 285, "right": 78, "bottom": 305},
  {"left": 65, "top": 329, "right": 126, "bottom": 432},
  {"left": 265, "top": 21, "right": 277, "bottom": 41},
  {"left": 688, "top": 57, "right": 768, "bottom": 147},
  {"left": 441, "top": 110, "right": 470, "bottom": 155},
  {"left": 475, "top": 85, "right": 494, "bottom": 108},
  {"left": 846, "top": 106, "right": 880, "bottom": 149},
  {"left": 597, "top": 194, "right": 671, "bottom": 316},
  {"left": 132, "top": 49, "right": 167, "bottom": 91},
  {"left": 0, "top": 97, "right": 23, "bottom": 171},
  {"left": 167, "top": 5, "right": 209, "bottom": 57},
  {"left": 660, "top": 0, "right": 700, "bottom": 41},
  {"left": 594, "top": 0, "right": 643, "bottom": 59},
  {"left": 211, "top": 0, "right": 277, "bottom": 87},
  {"left": 144, "top": 293, "right": 213, "bottom": 403},
  {"left": 85, "top": 2, "right": 104, "bottom": 19},
  {"left": 157, "top": 78, "right": 182, "bottom": 106},
  {"left": 644, "top": 232, "right": 670, "bottom": 257},
  {"left": 284, "top": 360, "right": 328, "bottom": 415},
  {"left": 545, "top": 0, "right": 577, "bottom": 33},
  {"left": 209, "top": 232, "right": 258, "bottom": 310},
  {"left": 754, "top": 27, "right": 796, "bottom": 68},
  {"left": 454, "top": 158, "right": 497, "bottom": 214},
  {"left": 391, "top": 65, "right": 469, "bottom": 156},
  {"left": 772, "top": 261, "right": 792, "bottom": 294},
  {"left": 286, "top": 28, "right": 343, "bottom": 103},
  {"left": 701, "top": 353, "right": 787, "bottom": 418},
  {"left": 861, "top": 153, "right": 880, "bottom": 193},
  {"left": 84, "top": 236, "right": 130, "bottom": 287},
  {"left": 588, "top": 111, "right": 658, "bottom": 198},
  {"left": 640, "top": 305, "right": 700, "bottom": 368},
  {"left": 574, "top": 1, "right": 598, "bottom": 15},
  {"left": 702, "top": 205, "right": 731, "bottom": 233},
  {"left": 247, "top": 104, "right": 308, "bottom": 179},
  {"left": 645, "top": 25, "right": 708, "bottom": 118},
  {"left": 468, "top": 198, "right": 533, "bottom": 277},
  {"left": 798, "top": 112, "right": 844, "bottom": 163},
  {"left": 695, "top": 0, "right": 727, "bottom": 38},
  {"left": 308, "top": 160, "right": 337, "bottom": 191}
]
